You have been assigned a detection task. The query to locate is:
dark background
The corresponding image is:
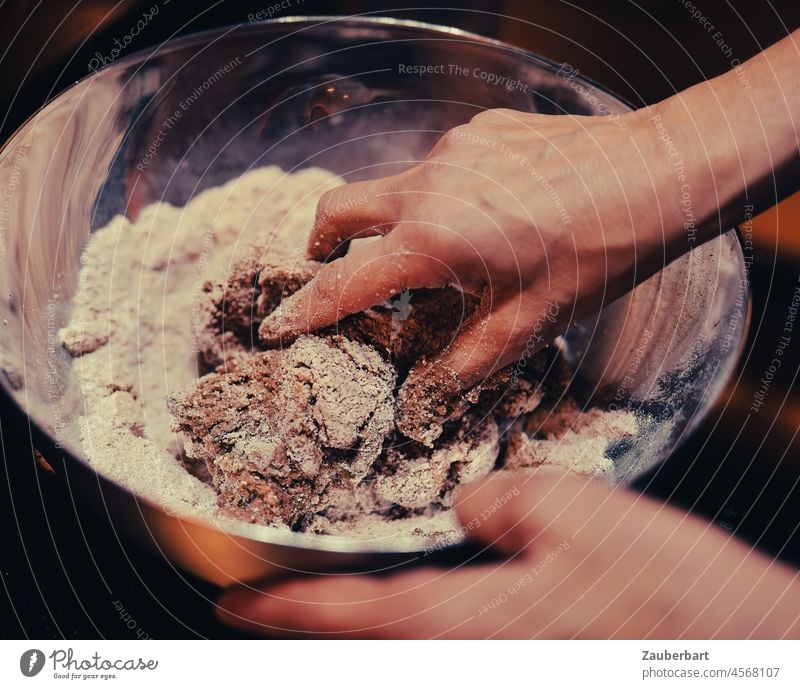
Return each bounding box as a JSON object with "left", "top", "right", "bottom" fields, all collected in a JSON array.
[{"left": 2, "top": 0, "right": 800, "bottom": 639}]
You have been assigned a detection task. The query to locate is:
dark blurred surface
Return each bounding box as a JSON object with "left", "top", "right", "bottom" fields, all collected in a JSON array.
[{"left": 2, "top": 0, "right": 799, "bottom": 639}]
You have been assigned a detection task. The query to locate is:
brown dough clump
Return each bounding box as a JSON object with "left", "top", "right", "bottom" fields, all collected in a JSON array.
[
  {"left": 374, "top": 413, "right": 499, "bottom": 510},
  {"left": 173, "top": 244, "right": 626, "bottom": 531},
  {"left": 169, "top": 335, "right": 395, "bottom": 526},
  {"left": 307, "top": 413, "right": 499, "bottom": 531},
  {"left": 395, "top": 345, "right": 568, "bottom": 447},
  {"left": 335, "top": 289, "right": 480, "bottom": 372},
  {"left": 197, "top": 244, "right": 480, "bottom": 376},
  {"left": 195, "top": 246, "right": 320, "bottom": 368}
]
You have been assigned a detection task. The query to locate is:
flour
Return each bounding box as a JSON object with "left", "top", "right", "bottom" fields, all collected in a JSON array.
[
  {"left": 59, "top": 166, "right": 639, "bottom": 545},
  {"left": 59, "top": 166, "right": 339, "bottom": 524}
]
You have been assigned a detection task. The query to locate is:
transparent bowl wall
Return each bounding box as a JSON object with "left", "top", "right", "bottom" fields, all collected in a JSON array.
[{"left": 0, "top": 18, "right": 748, "bottom": 584}]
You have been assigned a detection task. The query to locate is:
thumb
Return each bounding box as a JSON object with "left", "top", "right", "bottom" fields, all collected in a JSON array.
[{"left": 452, "top": 471, "right": 596, "bottom": 556}]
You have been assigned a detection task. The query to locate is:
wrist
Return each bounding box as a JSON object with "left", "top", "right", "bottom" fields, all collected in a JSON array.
[
  {"left": 632, "top": 94, "right": 731, "bottom": 258},
  {"left": 646, "top": 32, "right": 800, "bottom": 251}
]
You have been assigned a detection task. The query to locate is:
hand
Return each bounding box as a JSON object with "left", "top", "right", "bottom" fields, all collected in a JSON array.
[
  {"left": 215, "top": 473, "right": 800, "bottom": 638},
  {"left": 260, "top": 108, "right": 677, "bottom": 437},
  {"left": 258, "top": 22, "right": 800, "bottom": 435}
]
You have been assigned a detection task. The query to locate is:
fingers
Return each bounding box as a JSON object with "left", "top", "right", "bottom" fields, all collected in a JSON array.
[
  {"left": 259, "top": 223, "right": 450, "bottom": 345},
  {"left": 453, "top": 472, "right": 601, "bottom": 556},
  {"left": 396, "top": 294, "right": 550, "bottom": 445},
  {"left": 214, "top": 476, "right": 600, "bottom": 639},
  {"left": 308, "top": 176, "right": 403, "bottom": 261},
  {"left": 216, "top": 563, "right": 527, "bottom": 639},
  {"left": 434, "top": 294, "right": 536, "bottom": 387}
]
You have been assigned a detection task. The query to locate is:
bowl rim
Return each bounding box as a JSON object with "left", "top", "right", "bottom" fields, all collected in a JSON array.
[
  {"left": 0, "top": 15, "right": 750, "bottom": 556},
  {"left": 0, "top": 14, "right": 637, "bottom": 165}
]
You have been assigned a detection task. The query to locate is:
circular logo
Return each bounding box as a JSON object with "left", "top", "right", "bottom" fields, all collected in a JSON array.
[{"left": 20, "top": 649, "right": 45, "bottom": 677}]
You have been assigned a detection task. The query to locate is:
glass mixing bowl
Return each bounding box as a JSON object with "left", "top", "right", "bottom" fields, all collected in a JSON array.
[{"left": 0, "top": 17, "right": 749, "bottom": 584}]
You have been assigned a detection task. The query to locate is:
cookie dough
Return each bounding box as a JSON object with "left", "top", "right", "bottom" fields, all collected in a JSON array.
[{"left": 169, "top": 335, "right": 395, "bottom": 526}]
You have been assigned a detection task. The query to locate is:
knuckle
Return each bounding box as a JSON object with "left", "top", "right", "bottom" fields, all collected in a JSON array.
[
  {"left": 469, "top": 109, "right": 494, "bottom": 124},
  {"left": 315, "top": 188, "right": 338, "bottom": 224},
  {"left": 406, "top": 160, "right": 438, "bottom": 188},
  {"left": 391, "top": 223, "right": 452, "bottom": 263},
  {"left": 384, "top": 226, "right": 453, "bottom": 285},
  {"left": 316, "top": 185, "right": 368, "bottom": 225},
  {"left": 475, "top": 107, "right": 517, "bottom": 122},
  {"left": 312, "top": 190, "right": 336, "bottom": 238},
  {"left": 389, "top": 222, "right": 429, "bottom": 252},
  {"left": 469, "top": 108, "right": 505, "bottom": 124}
]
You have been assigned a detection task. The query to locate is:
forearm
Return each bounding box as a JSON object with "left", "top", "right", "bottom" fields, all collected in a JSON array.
[{"left": 645, "top": 29, "right": 800, "bottom": 255}]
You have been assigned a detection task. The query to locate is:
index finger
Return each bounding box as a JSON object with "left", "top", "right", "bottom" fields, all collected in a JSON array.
[
  {"left": 258, "top": 223, "right": 453, "bottom": 345},
  {"left": 309, "top": 176, "right": 402, "bottom": 261},
  {"left": 216, "top": 563, "right": 527, "bottom": 638}
]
